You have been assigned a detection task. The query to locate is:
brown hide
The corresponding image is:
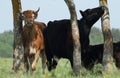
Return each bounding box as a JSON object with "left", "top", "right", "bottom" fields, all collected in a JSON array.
[
  {"left": 22, "top": 9, "right": 46, "bottom": 73},
  {"left": 22, "top": 22, "right": 46, "bottom": 73}
]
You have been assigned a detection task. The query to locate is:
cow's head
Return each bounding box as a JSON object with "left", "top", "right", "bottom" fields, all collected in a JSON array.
[
  {"left": 22, "top": 8, "right": 40, "bottom": 25},
  {"left": 80, "top": 6, "right": 104, "bottom": 26},
  {"left": 78, "top": 6, "right": 104, "bottom": 52}
]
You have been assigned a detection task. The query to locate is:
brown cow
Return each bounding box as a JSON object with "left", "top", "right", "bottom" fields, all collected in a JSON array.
[{"left": 22, "top": 8, "right": 46, "bottom": 73}]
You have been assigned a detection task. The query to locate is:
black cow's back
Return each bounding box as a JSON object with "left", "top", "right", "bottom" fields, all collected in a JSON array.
[{"left": 44, "top": 20, "right": 73, "bottom": 59}]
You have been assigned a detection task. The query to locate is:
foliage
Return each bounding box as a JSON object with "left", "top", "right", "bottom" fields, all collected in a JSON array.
[
  {"left": 0, "top": 31, "right": 13, "bottom": 58},
  {"left": 0, "top": 58, "right": 120, "bottom": 78},
  {"left": 89, "top": 27, "right": 120, "bottom": 45},
  {"left": 112, "top": 28, "right": 120, "bottom": 42},
  {"left": 90, "top": 27, "right": 104, "bottom": 45}
]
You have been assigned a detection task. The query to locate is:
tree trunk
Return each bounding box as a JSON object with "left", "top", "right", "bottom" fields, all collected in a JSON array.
[
  {"left": 99, "top": 0, "right": 114, "bottom": 73},
  {"left": 11, "top": 0, "right": 24, "bottom": 72},
  {"left": 64, "top": 0, "right": 81, "bottom": 75}
]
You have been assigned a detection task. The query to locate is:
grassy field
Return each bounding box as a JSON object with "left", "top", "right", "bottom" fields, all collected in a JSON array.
[{"left": 0, "top": 58, "right": 120, "bottom": 78}]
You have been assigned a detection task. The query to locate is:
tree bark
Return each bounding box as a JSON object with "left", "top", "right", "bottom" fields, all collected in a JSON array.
[
  {"left": 99, "top": 0, "right": 114, "bottom": 73},
  {"left": 11, "top": 0, "right": 24, "bottom": 72},
  {"left": 64, "top": 0, "right": 81, "bottom": 75}
]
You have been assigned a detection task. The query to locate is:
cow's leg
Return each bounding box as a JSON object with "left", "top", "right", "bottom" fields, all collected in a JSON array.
[
  {"left": 46, "top": 55, "right": 59, "bottom": 71},
  {"left": 52, "top": 56, "right": 59, "bottom": 70},
  {"left": 23, "top": 48, "right": 29, "bottom": 73},
  {"left": 69, "top": 58, "right": 73, "bottom": 69},
  {"left": 31, "top": 49, "right": 40, "bottom": 71},
  {"left": 46, "top": 57, "right": 52, "bottom": 71},
  {"left": 23, "top": 54, "right": 29, "bottom": 72},
  {"left": 45, "top": 48, "right": 53, "bottom": 71},
  {"left": 41, "top": 50, "right": 47, "bottom": 74},
  {"left": 29, "top": 54, "right": 35, "bottom": 73}
]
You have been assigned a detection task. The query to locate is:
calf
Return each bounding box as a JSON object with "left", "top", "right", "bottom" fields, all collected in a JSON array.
[
  {"left": 22, "top": 8, "right": 46, "bottom": 73},
  {"left": 44, "top": 6, "right": 104, "bottom": 71},
  {"left": 82, "top": 42, "right": 120, "bottom": 70}
]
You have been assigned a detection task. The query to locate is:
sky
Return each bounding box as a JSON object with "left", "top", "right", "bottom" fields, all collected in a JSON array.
[{"left": 0, "top": 0, "right": 120, "bottom": 33}]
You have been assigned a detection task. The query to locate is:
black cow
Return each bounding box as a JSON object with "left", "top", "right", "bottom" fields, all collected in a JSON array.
[
  {"left": 44, "top": 6, "right": 104, "bottom": 71},
  {"left": 82, "top": 41, "right": 120, "bottom": 70}
]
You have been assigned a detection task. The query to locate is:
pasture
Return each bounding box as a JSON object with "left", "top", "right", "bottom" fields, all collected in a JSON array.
[{"left": 0, "top": 58, "right": 120, "bottom": 78}]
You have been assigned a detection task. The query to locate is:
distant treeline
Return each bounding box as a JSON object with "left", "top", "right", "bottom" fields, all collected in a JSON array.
[
  {"left": 90, "top": 27, "right": 120, "bottom": 45},
  {"left": 0, "top": 30, "right": 13, "bottom": 58},
  {"left": 0, "top": 27, "right": 120, "bottom": 58}
]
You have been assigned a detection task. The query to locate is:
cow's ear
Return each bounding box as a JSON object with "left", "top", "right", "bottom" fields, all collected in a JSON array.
[
  {"left": 34, "top": 7, "right": 40, "bottom": 19},
  {"left": 80, "top": 10, "right": 85, "bottom": 17}
]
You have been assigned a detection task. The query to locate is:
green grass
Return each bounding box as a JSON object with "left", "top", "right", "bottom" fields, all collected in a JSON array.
[{"left": 0, "top": 58, "right": 120, "bottom": 78}]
